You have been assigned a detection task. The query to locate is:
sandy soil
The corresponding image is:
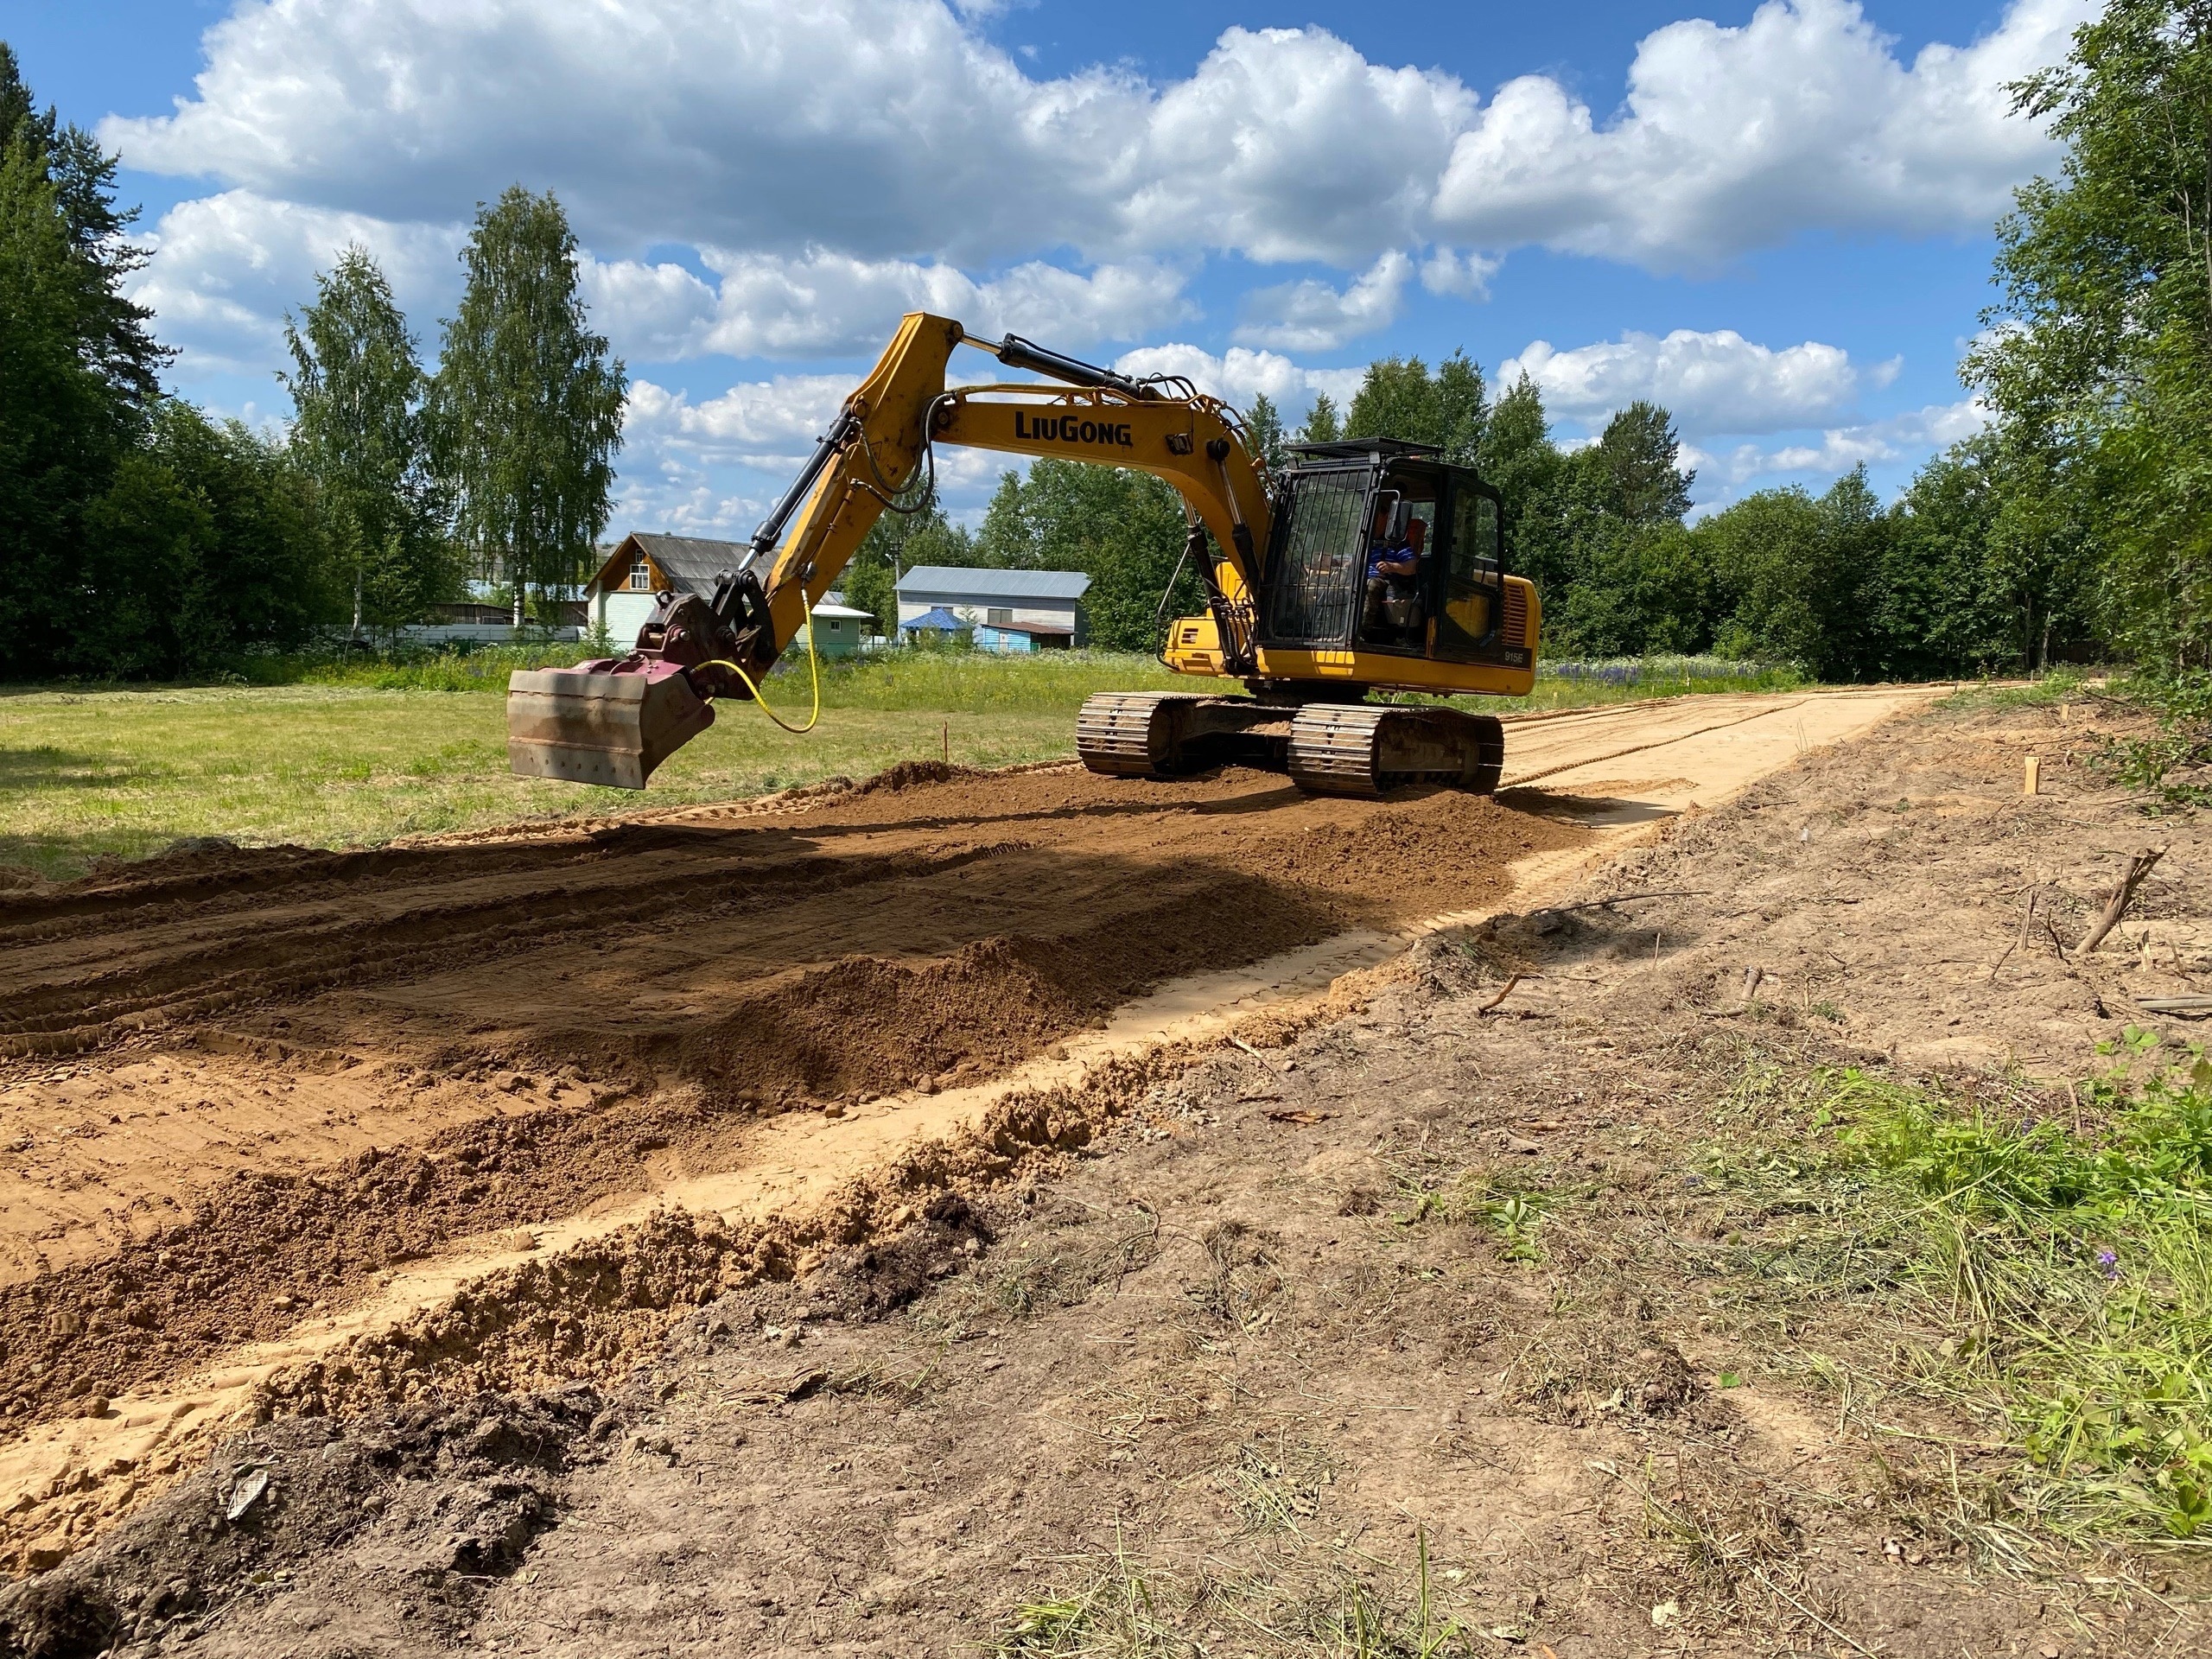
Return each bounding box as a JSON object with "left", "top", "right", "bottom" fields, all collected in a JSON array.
[{"left": 0, "top": 687, "right": 2022, "bottom": 1644}]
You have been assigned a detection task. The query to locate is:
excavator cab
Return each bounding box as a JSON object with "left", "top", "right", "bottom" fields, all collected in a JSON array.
[
  {"left": 1096, "top": 436, "right": 1535, "bottom": 795},
  {"left": 1258, "top": 438, "right": 1524, "bottom": 672}
]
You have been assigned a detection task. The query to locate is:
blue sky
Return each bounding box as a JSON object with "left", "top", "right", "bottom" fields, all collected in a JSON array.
[{"left": 6, "top": 0, "right": 2084, "bottom": 531}]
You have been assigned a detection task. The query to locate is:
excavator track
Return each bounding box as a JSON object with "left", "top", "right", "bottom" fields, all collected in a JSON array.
[
  {"left": 1286, "top": 704, "right": 1504, "bottom": 798},
  {"left": 1079, "top": 692, "right": 1503, "bottom": 797},
  {"left": 1076, "top": 691, "right": 1296, "bottom": 779},
  {"left": 1074, "top": 691, "right": 1207, "bottom": 777}
]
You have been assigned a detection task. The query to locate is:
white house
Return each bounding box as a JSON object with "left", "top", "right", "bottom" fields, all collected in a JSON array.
[
  {"left": 586, "top": 534, "right": 743, "bottom": 643},
  {"left": 895, "top": 566, "right": 1089, "bottom": 651},
  {"left": 585, "top": 533, "right": 874, "bottom": 657}
]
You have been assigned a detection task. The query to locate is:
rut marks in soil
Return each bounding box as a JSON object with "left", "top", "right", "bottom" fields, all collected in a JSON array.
[
  {"left": 0, "top": 836, "right": 1015, "bottom": 1053},
  {"left": 0, "top": 858, "right": 1360, "bottom": 1427},
  {"left": 0, "top": 1084, "right": 729, "bottom": 1430},
  {"left": 0, "top": 774, "right": 1583, "bottom": 1432},
  {"left": 635, "top": 869, "right": 1346, "bottom": 1105}
]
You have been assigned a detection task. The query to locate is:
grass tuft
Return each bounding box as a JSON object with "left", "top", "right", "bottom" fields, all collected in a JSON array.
[
  {"left": 1708, "top": 1035, "right": 2212, "bottom": 1545},
  {"left": 991, "top": 1529, "right": 1478, "bottom": 1658},
  {"left": 1938, "top": 668, "right": 2090, "bottom": 712}
]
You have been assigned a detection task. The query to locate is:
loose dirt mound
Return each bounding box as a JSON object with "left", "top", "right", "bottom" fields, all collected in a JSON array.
[
  {"left": 1, "top": 1385, "right": 605, "bottom": 1657},
  {"left": 0, "top": 768, "right": 1582, "bottom": 1440}
]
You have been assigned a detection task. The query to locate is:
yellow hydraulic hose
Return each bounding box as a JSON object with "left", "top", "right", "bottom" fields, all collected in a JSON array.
[{"left": 702, "top": 588, "right": 822, "bottom": 734}]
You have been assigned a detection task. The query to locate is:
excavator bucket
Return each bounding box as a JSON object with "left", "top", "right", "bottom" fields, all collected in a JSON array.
[{"left": 505, "top": 662, "right": 715, "bottom": 790}]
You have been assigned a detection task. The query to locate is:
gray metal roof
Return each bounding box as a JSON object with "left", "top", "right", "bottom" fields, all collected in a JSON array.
[
  {"left": 897, "top": 566, "right": 1090, "bottom": 601},
  {"left": 624, "top": 533, "right": 751, "bottom": 594}
]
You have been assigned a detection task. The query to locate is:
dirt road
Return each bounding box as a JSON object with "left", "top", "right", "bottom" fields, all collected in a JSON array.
[{"left": 0, "top": 687, "right": 1929, "bottom": 1580}]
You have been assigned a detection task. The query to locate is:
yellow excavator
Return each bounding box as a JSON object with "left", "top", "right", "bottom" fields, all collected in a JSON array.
[{"left": 506, "top": 312, "right": 1540, "bottom": 795}]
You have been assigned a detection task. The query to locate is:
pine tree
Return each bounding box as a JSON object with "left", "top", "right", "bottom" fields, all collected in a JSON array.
[
  {"left": 0, "top": 45, "right": 165, "bottom": 409},
  {"left": 0, "top": 137, "right": 122, "bottom": 673},
  {"left": 1243, "top": 392, "right": 1289, "bottom": 477},
  {"left": 1300, "top": 393, "right": 1341, "bottom": 444},
  {"left": 429, "top": 186, "right": 626, "bottom": 629},
  {"left": 0, "top": 45, "right": 168, "bottom": 675},
  {"left": 1593, "top": 401, "right": 1693, "bottom": 524},
  {"left": 284, "top": 247, "right": 454, "bottom": 636}
]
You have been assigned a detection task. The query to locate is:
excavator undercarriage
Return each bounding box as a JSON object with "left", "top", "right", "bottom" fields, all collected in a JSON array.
[
  {"left": 506, "top": 312, "right": 1540, "bottom": 798},
  {"left": 1072, "top": 693, "right": 1503, "bottom": 798}
]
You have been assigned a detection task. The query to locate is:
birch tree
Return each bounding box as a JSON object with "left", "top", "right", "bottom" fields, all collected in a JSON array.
[{"left": 430, "top": 187, "right": 626, "bottom": 629}]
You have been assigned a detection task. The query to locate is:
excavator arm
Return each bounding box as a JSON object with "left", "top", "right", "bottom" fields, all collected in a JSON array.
[
  {"left": 508, "top": 312, "right": 1274, "bottom": 787},
  {"left": 749, "top": 316, "right": 1273, "bottom": 686}
]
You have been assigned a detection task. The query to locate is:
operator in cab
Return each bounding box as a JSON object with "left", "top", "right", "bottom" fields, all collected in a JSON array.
[{"left": 1363, "top": 505, "right": 1426, "bottom": 641}]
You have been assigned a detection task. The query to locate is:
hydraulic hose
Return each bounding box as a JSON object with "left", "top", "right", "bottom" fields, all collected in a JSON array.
[{"left": 703, "top": 588, "right": 822, "bottom": 735}]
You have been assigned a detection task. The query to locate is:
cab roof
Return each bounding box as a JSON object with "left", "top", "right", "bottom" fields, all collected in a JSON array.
[{"left": 1284, "top": 438, "right": 1444, "bottom": 461}]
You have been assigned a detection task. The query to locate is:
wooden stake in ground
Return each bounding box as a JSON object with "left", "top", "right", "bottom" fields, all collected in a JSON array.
[
  {"left": 2079, "top": 847, "right": 2168, "bottom": 953},
  {"left": 2024, "top": 753, "right": 2041, "bottom": 796},
  {"left": 1990, "top": 885, "right": 2039, "bottom": 981},
  {"left": 1476, "top": 974, "right": 1523, "bottom": 1014}
]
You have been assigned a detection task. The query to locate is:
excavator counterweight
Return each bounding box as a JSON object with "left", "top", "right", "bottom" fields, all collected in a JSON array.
[{"left": 508, "top": 313, "right": 1540, "bottom": 793}]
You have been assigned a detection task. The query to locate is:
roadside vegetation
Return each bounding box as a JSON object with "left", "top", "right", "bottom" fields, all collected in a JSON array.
[
  {"left": 1706, "top": 1040, "right": 2212, "bottom": 1553},
  {"left": 1944, "top": 666, "right": 2212, "bottom": 812}
]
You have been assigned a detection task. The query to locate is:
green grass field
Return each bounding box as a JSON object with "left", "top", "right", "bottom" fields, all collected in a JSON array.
[{"left": 0, "top": 650, "right": 1806, "bottom": 880}]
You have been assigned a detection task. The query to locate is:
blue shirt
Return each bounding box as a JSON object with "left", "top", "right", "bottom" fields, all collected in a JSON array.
[{"left": 1367, "top": 537, "right": 1414, "bottom": 580}]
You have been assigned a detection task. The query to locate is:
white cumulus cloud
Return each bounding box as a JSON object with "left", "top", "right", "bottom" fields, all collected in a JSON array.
[
  {"left": 130, "top": 190, "right": 463, "bottom": 374},
  {"left": 618, "top": 369, "right": 1014, "bottom": 532},
  {"left": 1433, "top": 0, "right": 2088, "bottom": 271},
  {"left": 1682, "top": 397, "right": 1991, "bottom": 498},
  {"left": 95, "top": 0, "right": 2073, "bottom": 524},
  {"left": 107, "top": 0, "right": 2085, "bottom": 280},
  {"left": 1233, "top": 251, "right": 1412, "bottom": 352},
  {"left": 1111, "top": 344, "right": 1363, "bottom": 423},
  {"left": 623, "top": 374, "right": 853, "bottom": 467},
  {"left": 1418, "top": 248, "right": 1497, "bottom": 299},
  {"left": 1500, "top": 328, "right": 1891, "bottom": 435},
  {"left": 698, "top": 251, "right": 1188, "bottom": 358},
  {"left": 582, "top": 249, "right": 1188, "bottom": 362}
]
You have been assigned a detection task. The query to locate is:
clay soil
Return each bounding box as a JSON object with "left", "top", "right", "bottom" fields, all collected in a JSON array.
[{"left": 16, "top": 688, "right": 2205, "bottom": 1656}]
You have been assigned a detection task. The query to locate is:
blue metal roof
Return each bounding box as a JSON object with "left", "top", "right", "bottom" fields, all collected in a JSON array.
[
  {"left": 898, "top": 566, "right": 1090, "bottom": 601},
  {"left": 900, "top": 607, "right": 969, "bottom": 632}
]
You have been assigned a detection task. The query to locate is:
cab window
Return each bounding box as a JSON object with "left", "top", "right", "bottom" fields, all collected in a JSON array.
[
  {"left": 1435, "top": 486, "right": 1502, "bottom": 656},
  {"left": 1265, "top": 472, "right": 1370, "bottom": 644},
  {"left": 1356, "top": 484, "right": 1437, "bottom": 650}
]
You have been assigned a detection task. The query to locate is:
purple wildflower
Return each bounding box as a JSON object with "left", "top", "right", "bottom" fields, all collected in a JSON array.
[{"left": 2096, "top": 1249, "right": 2120, "bottom": 1281}]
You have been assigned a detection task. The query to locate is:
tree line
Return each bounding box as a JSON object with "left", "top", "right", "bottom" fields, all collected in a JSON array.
[
  {"left": 836, "top": 284, "right": 2075, "bottom": 673},
  {"left": 0, "top": 45, "right": 624, "bottom": 680},
  {"left": 8, "top": 4, "right": 2209, "bottom": 680},
  {"left": 857, "top": 5, "right": 2212, "bottom": 678},
  {"left": 1294, "top": 369, "right": 2053, "bottom": 682},
  {"left": 847, "top": 360, "right": 2038, "bottom": 676}
]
